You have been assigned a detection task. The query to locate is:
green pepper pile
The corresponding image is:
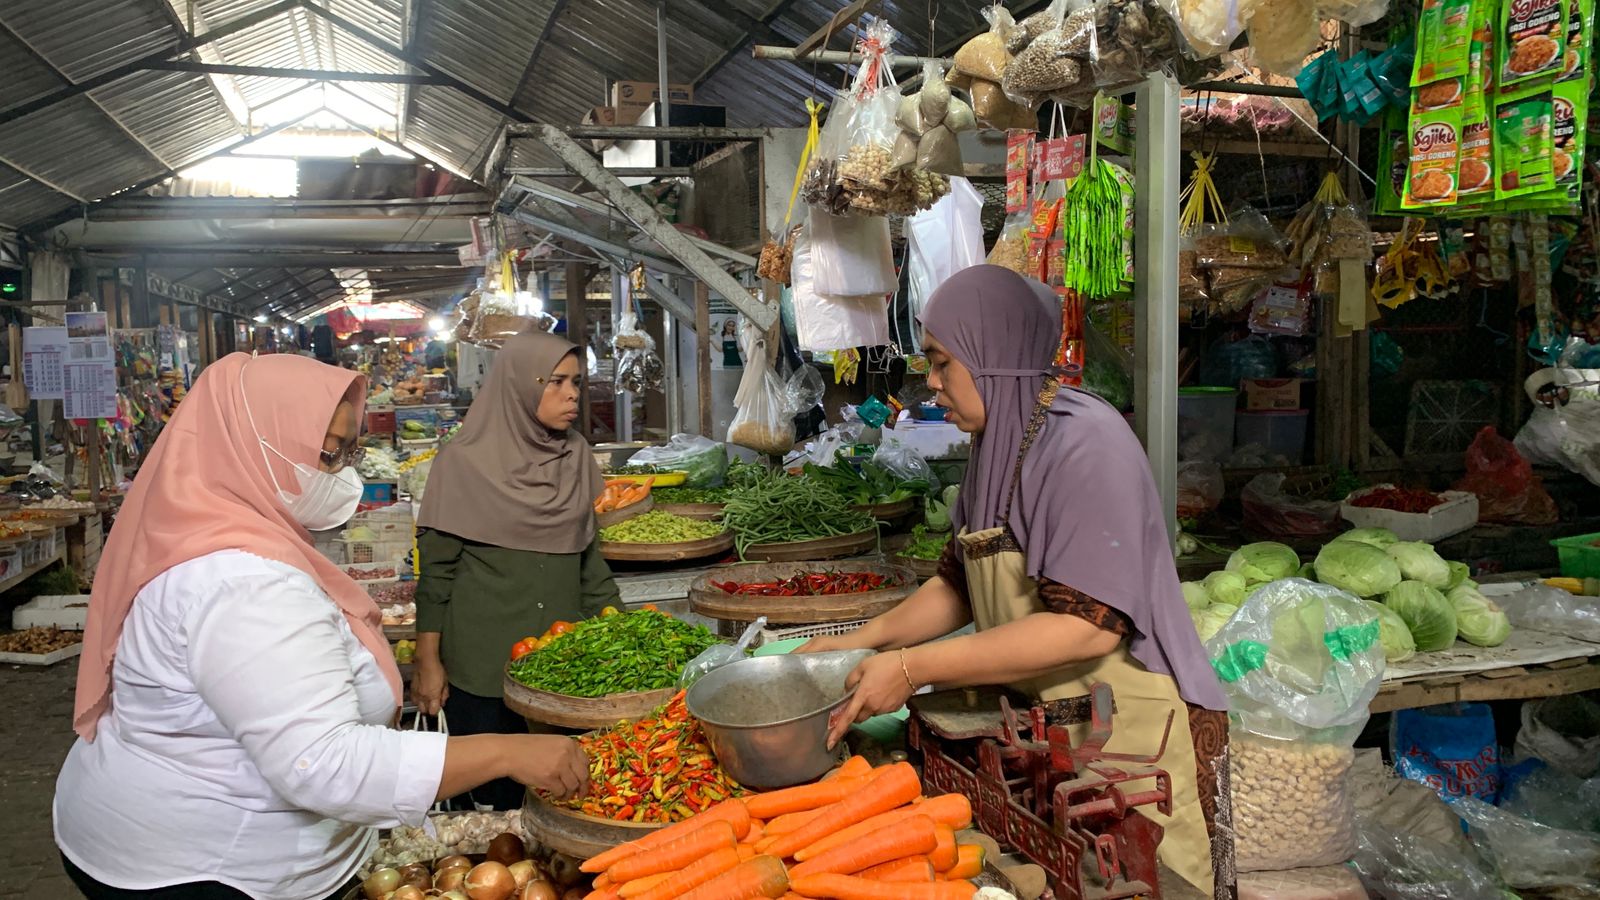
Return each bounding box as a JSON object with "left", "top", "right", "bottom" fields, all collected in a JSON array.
[
  {"left": 598, "top": 510, "right": 726, "bottom": 543},
  {"left": 651, "top": 486, "right": 729, "bottom": 505},
  {"left": 507, "top": 610, "right": 719, "bottom": 697},
  {"left": 723, "top": 468, "right": 877, "bottom": 558}
]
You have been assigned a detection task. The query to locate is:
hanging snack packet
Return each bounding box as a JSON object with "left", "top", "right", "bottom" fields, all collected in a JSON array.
[
  {"left": 1494, "top": 88, "right": 1556, "bottom": 200},
  {"left": 1458, "top": 96, "right": 1495, "bottom": 199},
  {"left": 1499, "top": 0, "right": 1567, "bottom": 89},
  {"left": 954, "top": 6, "right": 1018, "bottom": 82},
  {"left": 1412, "top": 0, "right": 1475, "bottom": 84},
  {"left": 1557, "top": 0, "right": 1593, "bottom": 81},
  {"left": 1550, "top": 80, "right": 1587, "bottom": 202},
  {"left": 1402, "top": 104, "right": 1463, "bottom": 208},
  {"left": 1376, "top": 109, "right": 1411, "bottom": 216}
]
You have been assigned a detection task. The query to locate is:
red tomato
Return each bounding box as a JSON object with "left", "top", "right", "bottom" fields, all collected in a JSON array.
[
  {"left": 548, "top": 621, "right": 575, "bottom": 635},
  {"left": 510, "top": 639, "right": 536, "bottom": 659}
]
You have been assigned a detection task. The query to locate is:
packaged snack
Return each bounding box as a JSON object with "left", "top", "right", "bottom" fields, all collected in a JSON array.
[
  {"left": 1494, "top": 88, "right": 1555, "bottom": 199},
  {"left": 1558, "top": 0, "right": 1593, "bottom": 81},
  {"left": 1375, "top": 108, "right": 1411, "bottom": 216},
  {"left": 1550, "top": 79, "right": 1587, "bottom": 201},
  {"left": 1402, "top": 104, "right": 1464, "bottom": 208},
  {"left": 954, "top": 6, "right": 1017, "bottom": 81},
  {"left": 1413, "top": 78, "right": 1465, "bottom": 112},
  {"left": 1499, "top": 0, "right": 1567, "bottom": 88},
  {"left": 1412, "top": 0, "right": 1475, "bottom": 85},
  {"left": 1458, "top": 97, "right": 1496, "bottom": 198},
  {"left": 1248, "top": 0, "right": 1323, "bottom": 76}
]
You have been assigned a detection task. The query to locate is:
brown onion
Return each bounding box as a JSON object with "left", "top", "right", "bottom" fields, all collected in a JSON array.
[
  {"left": 438, "top": 893, "right": 470, "bottom": 900},
  {"left": 397, "top": 863, "right": 432, "bottom": 892},
  {"left": 561, "top": 888, "right": 585, "bottom": 900},
  {"left": 547, "top": 855, "right": 582, "bottom": 888},
  {"left": 362, "top": 868, "right": 402, "bottom": 900},
  {"left": 465, "top": 862, "right": 516, "bottom": 900},
  {"left": 390, "top": 886, "right": 427, "bottom": 900},
  {"left": 435, "top": 856, "right": 473, "bottom": 874},
  {"left": 486, "top": 833, "right": 527, "bottom": 867},
  {"left": 507, "top": 861, "right": 539, "bottom": 890},
  {"left": 434, "top": 868, "right": 467, "bottom": 892},
  {"left": 517, "top": 883, "right": 559, "bottom": 900}
]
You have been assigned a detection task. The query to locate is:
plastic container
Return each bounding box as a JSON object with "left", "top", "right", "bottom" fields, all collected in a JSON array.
[
  {"left": 1551, "top": 532, "right": 1600, "bottom": 578},
  {"left": 1236, "top": 409, "right": 1310, "bottom": 463},
  {"left": 361, "top": 481, "right": 398, "bottom": 504},
  {"left": 1341, "top": 486, "right": 1479, "bottom": 543},
  {"left": 1179, "top": 387, "right": 1239, "bottom": 461}
]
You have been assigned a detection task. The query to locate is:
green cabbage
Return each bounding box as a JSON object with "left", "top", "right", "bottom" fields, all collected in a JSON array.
[
  {"left": 1385, "top": 542, "right": 1452, "bottom": 589},
  {"left": 1226, "top": 542, "right": 1301, "bottom": 585},
  {"left": 1181, "top": 582, "right": 1213, "bottom": 611},
  {"left": 1203, "top": 571, "right": 1250, "bottom": 607},
  {"left": 1315, "top": 541, "right": 1403, "bottom": 597},
  {"left": 1335, "top": 527, "right": 1400, "bottom": 548},
  {"left": 1384, "top": 581, "right": 1457, "bottom": 651},
  {"left": 1446, "top": 561, "right": 1472, "bottom": 591},
  {"left": 1448, "top": 585, "right": 1512, "bottom": 648},
  {"left": 1192, "top": 604, "right": 1237, "bottom": 642},
  {"left": 1297, "top": 563, "right": 1317, "bottom": 580},
  {"left": 1363, "top": 598, "right": 1416, "bottom": 663}
]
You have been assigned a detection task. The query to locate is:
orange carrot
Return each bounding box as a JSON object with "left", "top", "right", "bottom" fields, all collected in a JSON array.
[
  {"left": 582, "top": 800, "right": 752, "bottom": 873},
  {"left": 765, "top": 809, "right": 825, "bottom": 836},
  {"left": 789, "top": 816, "right": 939, "bottom": 881},
  {"left": 763, "top": 763, "right": 923, "bottom": 860},
  {"left": 618, "top": 873, "right": 675, "bottom": 898},
  {"left": 857, "top": 857, "right": 935, "bottom": 883},
  {"left": 939, "top": 846, "right": 983, "bottom": 881},
  {"left": 584, "top": 889, "right": 622, "bottom": 900},
  {"left": 738, "top": 844, "right": 760, "bottom": 861},
  {"left": 794, "top": 794, "right": 970, "bottom": 862},
  {"left": 607, "top": 820, "right": 738, "bottom": 883},
  {"left": 742, "top": 821, "right": 767, "bottom": 846},
  {"left": 790, "top": 874, "right": 976, "bottom": 900},
  {"left": 746, "top": 778, "right": 866, "bottom": 820},
  {"left": 594, "top": 875, "right": 614, "bottom": 891},
  {"left": 824, "top": 756, "right": 873, "bottom": 781},
  {"left": 928, "top": 826, "right": 957, "bottom": 873},
  {"left": 631, "top": 847, "right": 743, "bottom": 900},
  {"left": 677, "top": 855, "right": 790, "bottom": 900}
]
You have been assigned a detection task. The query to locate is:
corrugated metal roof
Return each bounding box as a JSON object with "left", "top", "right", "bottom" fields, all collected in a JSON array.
[
  {"left": 90, "top": 70, "right": 242, "bottom": 168},
  {"left": 0, "top": 27, "right": 62, "bottom": 112},
  {"left": 413, "top": 0, "right": 555, "bottom": 102},
  {"left": 0, "top": 95, "right": 167, "bottom": 200},
  {"left": 404, "top": 84, "right": 506, "bottom": 175},
  {"left": 0, "top": 161, "right": 75, "bottom": 230},
  {"left": 0, "top": 0, "right": 178, "bottom": 81}
]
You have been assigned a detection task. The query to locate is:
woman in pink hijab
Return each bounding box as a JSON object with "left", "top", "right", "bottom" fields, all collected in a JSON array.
[
  {"left": 55, "top": 353, "right": 587, "bottom": 900},
  {"left": 804, "top": 267, "right": 1233, "bottom": 898}
]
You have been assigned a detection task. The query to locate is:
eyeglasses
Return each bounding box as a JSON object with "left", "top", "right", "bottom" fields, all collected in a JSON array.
[{"left": 319, "top": 445, "right": 366, "bottom": 470}]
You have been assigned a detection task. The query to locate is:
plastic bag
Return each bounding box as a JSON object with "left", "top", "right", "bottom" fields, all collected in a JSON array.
[
  {"left": 1349, "top": 817, "right": 1505, "bottom": 900},
  {"left": 1347, "top": 749, "right": 1475, "bottom": 852},
  {"left": 1242, "top": 474, "right": 1343, "bottom": 540},
  {"left": 1193, "top": 208, "right": 1290, "bottom": 270},
  {"left": 810, "top": 211, "right": 896, "bottom": 299},
  {"left": 468, "top": 291, "right": 535, "bottom": 348},
  {"left": 1001, "top": 0, "right": 1096, "bottom": 108},
  {"left": 907, "top": 178, "right": 985, "bottom": 341},
  {"left": 1514, "top": 693, "right": 1600, "bottom": 778},
  {"left": 953, "top": 5, "right": 1017, "bottom": 81},
  {"left": 627, "top": 434, "right": 729, "bottom": 488},
  {"left": 1452, "top": 426, "right": 1559, "bottom": 525},
  {"left": 807, "top": 422, "right": 864, "bottom": 467},
  {"left": 1094, "top": 0, "right": 1186, "bottom": 91},
  {"left": 1246, "top": 0, "right": 1321, "bottom": 77},
  {"left": 1390, "top": 704, "right": 1502, "bottom": 804},
  {"left": 1500, "top": 583, "right": 1600, "bottom": 644},
  {"left": 1176, "top": 460, "right": 1225, "bottom": 519},
  {"left": 1236, "top": 866, "right": 1369, "bottom": 900},
  {"left": 1515, "top": 366, "right": 1600, "bottom": 488},
  {"left": 1231, "top": 730, "right": 1359, "bottom": 871},
  {"left": 1499, "top": 761, "right": 1600, "bottom": 831},
  {"left": 679, "top": 618, "right": 764, "bottom": 689},
  {"left": 785, "top": 364, "right": 826, "bottom": 418},
  {"left": 987, "top": 209, "right": 1033, "bottom": 273},
  {"left": 969, "top": 78, "right": 1037, "bottom": 130},
  {"left": 612, "top": 312, "right": 664, "bottom": 394},
  {"left": 1082, "top": 322, "right": 1134, "bottom": 410},
  {"left": 1200, "top": 334, "right": 1279, "bottom": 386},
  {"left": 1453, "top": 795, "right": 1600, "bottom": 890},
  {"left": 728, "top": 322, "right": 797, "bottom": 457},
  {"left": 871, "top": 442, "right": 935, "bottom": 490},
  {"left": 791, "top": 221, "right": 892, "bottom": 352},
  {"left": 1165, "top": 0, "right": 1258, "bottom": 58}
]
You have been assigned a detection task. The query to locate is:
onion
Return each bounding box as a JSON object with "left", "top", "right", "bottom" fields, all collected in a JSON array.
[
  {"left": 465, "top": 862, "right": 516, "bottom": 900},
  {"left": 362, "top": 868, "right": 402, "bottom": 900},
  {"left": 439, "top": 893, "right": 470, "bottom": 900},
  {"left": 487, "top": 832, "right": 527, "bottom": 867},
  {"left": 518, "top": 882, "right": 559, "bottom": 900},
  {"left": 561, "top": 888, "right": 586, "bottom": 900},
  {"left": 507, "top": 860, "right": 539, "bottom": 890},
  {"left": 547, "top": 855, "right": 582, "bottom": 888},
  {"left": 390, "top": 887, "right": 427, "bottom": 900},
  {"left": 436, "top": 855, "right": 473, "bottom": 874},
  {"left": 434, "top": 868, "right": 467, "bottom": 892},
  {"left": 397, "top": 863, "right": 432, "bottom": 892}
]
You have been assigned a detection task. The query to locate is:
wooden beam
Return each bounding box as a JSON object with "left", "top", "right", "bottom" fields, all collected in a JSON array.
[{"left": 792, "top": 0, "right": 881, "bottom": 59}]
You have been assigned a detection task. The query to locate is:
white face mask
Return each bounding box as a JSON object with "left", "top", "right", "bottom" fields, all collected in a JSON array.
[{"left": 240, "top": 364, "right": 365, "bottom": 531}]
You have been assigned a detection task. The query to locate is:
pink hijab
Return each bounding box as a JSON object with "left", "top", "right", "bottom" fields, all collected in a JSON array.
[{"left": 73, "top": 352, "right": 402, "bottom": 740}]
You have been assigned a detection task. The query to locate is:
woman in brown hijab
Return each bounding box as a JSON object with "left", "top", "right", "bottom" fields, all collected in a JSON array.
[{"left": 413, "top": 331, "right": 619, "bottom": 809}]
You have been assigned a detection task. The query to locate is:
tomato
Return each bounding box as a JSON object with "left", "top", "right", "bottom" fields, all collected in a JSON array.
[
  {"left": 510, "top": 639, "right": 537, "bottom": 659},
  {"left": 548, "top": 620, "right": 575, "bottom": 635},
  {"left": 600, "top": 606, "right": 621, "bottom": 617},
  {"left": 640, "top": 604, "right": 659, "bottom": 612}
]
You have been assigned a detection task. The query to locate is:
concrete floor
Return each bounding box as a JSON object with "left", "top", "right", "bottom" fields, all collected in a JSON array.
[{"left": 0, "top": 657, "right": 83, "bottom": 897}]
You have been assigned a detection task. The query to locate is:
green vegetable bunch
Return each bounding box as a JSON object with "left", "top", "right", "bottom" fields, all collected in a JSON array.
[
  {"left": 900, "top": 524, "right": 950, "bottom": 561},
  {"left": 652, "top": 487, "right": 730, "bottom": 505},
  {"left": 802, "top": 459, "right": 929, "bottom": 506},
  {"left": 508, "top": 610, "right": 719, "bottom": 697},
  {"left": 723, "top": 469, "right": 877, "bottom": 557},
  {"left": 599, "top": 510, "right": 726, "bottom": 544}
]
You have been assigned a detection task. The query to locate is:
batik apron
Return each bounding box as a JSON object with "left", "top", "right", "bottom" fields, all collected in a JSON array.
[{"left": 954, "top": 385, "right": 1216, "bottom": 896}]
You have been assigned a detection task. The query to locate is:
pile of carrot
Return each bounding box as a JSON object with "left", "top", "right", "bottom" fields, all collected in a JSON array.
[
  {"left": 597, "top": 478, "right": 653, "bottom": 514},
  {"left": 581, "top": 758, "right": 986, "bottom": 900}
]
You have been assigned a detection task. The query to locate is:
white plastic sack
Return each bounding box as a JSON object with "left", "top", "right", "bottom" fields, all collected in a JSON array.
[
  {"left": 907, "top": 177, "right": 985, "bottom": 344},
  {"left": 1515, "top": 694, "right": 1600, "bottom": 779},
  {"left": 791, "top": 222, "right": 891, "bottom": 352},
  {"left": 1514, "top": 366, "right": 1600, "bottom": 487},
  {"left": 810, "top": 210, "right": 896, "bottom": 298}
]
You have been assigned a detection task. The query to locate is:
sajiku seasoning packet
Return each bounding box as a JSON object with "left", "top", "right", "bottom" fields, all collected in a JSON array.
[
  {"left": 1494, "top": 87, "right": 1556, "bottom": 199},
  {"left": 1459, "top": 0, "right": 1497, "bottom": 200},
  {"left": 1499, "top": 0, "right": 1568, "bottom": 89},
  {"left": 1404, "top": 104, "right": 1464, "bottom": 208},
  {"left": 1550, "top": 79, "right": 1587, "bottom": 202},
  {"left": 1413, "top": 0, "right": 1476, "bottom": 84},
  {"left": 1557, "top": 0, "right": 1593, "bottom": 81}
]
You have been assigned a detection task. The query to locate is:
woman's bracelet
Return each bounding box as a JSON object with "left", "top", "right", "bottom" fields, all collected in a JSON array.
[{"left": 899, "top": 648, "right": 917, "bottom": 691}]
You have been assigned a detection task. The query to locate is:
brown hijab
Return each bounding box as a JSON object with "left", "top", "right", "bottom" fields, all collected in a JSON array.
[{"left": 417, "top": 332, "right": 604, "bottom": 553}]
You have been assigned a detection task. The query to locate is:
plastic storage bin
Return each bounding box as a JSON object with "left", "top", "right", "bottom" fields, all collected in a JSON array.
[
  {"left": 1236, "top": 409, "right": 1310, "bottom": 463},
  {"left": 1178, "top": 387, "right": 1238, "bottom": 461},
  {"left": 1551, "top": 532, "right": 1600, "bottom": 578}
]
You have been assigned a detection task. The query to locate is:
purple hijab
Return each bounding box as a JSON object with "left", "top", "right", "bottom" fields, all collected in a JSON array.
[{"left": 921, "top": 266, "right": 1226, "bottom": 711}]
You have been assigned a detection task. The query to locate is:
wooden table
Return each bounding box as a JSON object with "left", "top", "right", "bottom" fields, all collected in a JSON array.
[{"left": 1373, "top": 653, "right": 1600, "bottom": 712}]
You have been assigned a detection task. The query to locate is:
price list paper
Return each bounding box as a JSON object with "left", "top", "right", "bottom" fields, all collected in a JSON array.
[
  {"left": 22, "top": 326, "right": 67, "bottom": 400},
  {"left": 64, "top": 312, "right": 116, "bottom": 420}
]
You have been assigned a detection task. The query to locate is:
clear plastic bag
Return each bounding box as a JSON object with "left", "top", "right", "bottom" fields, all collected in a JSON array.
[
  {"left": 1094, "top": 0, "right": 1186, "bottom": 90},
  {"left": 1082, "top": 322, "right": 1134, "bottom": 410},
  {"left": 1193, "top": 208, "right": 1290, "bottom": 270},
  {"left": 1231, "top": 730, "right": 1359, "bottom": 871},
  {"left": 627, "top": 434, "right": 729, "bottom": 487},
  {"left": 785, "top": 364, "right": 826, "bottom": 416},
  {"left": 468, "top": 291, "right": 534, "bottom": 348},
  {"left": 807, "top": 422, "right": 864, "bottom": 467},
  {"left": 1242, "top": 474, "right": 1344, "bottom": 541},
  {"left": 954, "top": 6, "right": 1018, "bottom": 81},
  {"left": 810, "top": 210, "right": 896, "bottom": 298},
  {"left": 1246, "top": 0, "right": 1322, "bottom": 77},
  {"left": 871, "top": 442, "right": 934, "bottom": 489},
  {"left": 1176, "top": 460, "right": 1225, "bottom": 518},
  {"left": 1001, "top": 0, "right": 1096, "bottom": 108},
  {"left": 970, "top": 79, "right": 1037, "bottom": 130},
  {"left": 612, "top": 311, "right": 663, "bottom": 394},
  {"left": 1498, "top": 761, "right": 1600, "bottom": 831},
  {"left": 1453, "top": 795, "right": 1600, "bottom": 890},
  {"left": 728, "top": 324, "right": 797, "bottom": 457},
  {"left": 987, "top": 209, "right": 1033, "bottom": 273},
  {"left": 791, "top": 222, "right": 891, "bottom": 352},
  {"left": 1164, "top": 0, "right": 1258, "bottom": 58},
  {"left": 1500, "top": 583, "right": 1600, "bottom": 644},
  {"left": 1513, "top": 693, "right": 1600, "bottom": 777},
  {"left": 1236, "top": 865, "right": 1370, "bottom": 900},
  {"left": 1349, "top": 817, "right": 1505, "bottom": 900}
]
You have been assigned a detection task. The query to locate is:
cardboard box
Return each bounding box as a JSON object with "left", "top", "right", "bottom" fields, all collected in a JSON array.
[
  {"left": 611, "top": 80, "right": 693, "bottom": 120},
  {"left": 1242, "top": 378, "right": 1304, "bottom": 411},
  {"left": 582, "top": 106, "right": 624, "bottom": 152}
]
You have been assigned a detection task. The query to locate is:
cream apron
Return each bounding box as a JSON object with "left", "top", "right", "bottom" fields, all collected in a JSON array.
[{"left": 954, "top": 383, "right": 1216, "bottom": 896}]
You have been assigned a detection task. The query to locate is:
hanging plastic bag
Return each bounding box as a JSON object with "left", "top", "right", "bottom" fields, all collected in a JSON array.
[
  {"left": 810, "top": 210, "right": 896, "bottom": 298},
  {"left": 612, "top": 312, "right": 664, "bottom": 394},
  {"left": 761, "top": 100, "right": 825, "bottom": 284},
  {"left": 1452, "top": 426, "right": 1559, "bottom": 525},
  {"left": 1001, "top": 0, "right": 1096, "bottom": 109},
  {"left": 907, "top": 178, "right": 985, "bottom": 341},
  {"left": 728, "top": 322, "right": 796, "bottom": 456},
  {"left": 791, "top": 224, "right": 889, "bottom": 352},
  {"left": 1093, "top": 0, "right": 1186, "bottom": 91},
  {"left": 1162, "top": 0, "right": 1258, "bottom": 58},
  {"left": 627, "top": 434, "right": 729, "bottom": 487},
  {"left": 1246, "top": 0, "right": 1322, "bottom": 77},
  {"left": 785, "top": 363, "right": 826, "bottom": 418},
  {"left": 1515, "top": 366, "right": 1600, "bottom": 488}
]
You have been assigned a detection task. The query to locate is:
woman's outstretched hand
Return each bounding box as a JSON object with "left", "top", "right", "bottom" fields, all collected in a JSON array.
[
  {"left": 507, "top": 735, "right": 590, "bottom": 800},
  {"left": 826, "top": 651, "right": 918, "bottom": 749}
]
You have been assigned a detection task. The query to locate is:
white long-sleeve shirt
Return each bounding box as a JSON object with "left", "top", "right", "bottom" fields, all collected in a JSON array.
[{"left": 55, "top": 550, "right": 447, "bottom": 900}]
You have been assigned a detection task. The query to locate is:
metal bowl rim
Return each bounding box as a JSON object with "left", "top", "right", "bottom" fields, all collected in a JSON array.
[{"left": 684, "top": 651, "right": 870, "bottom": 731}]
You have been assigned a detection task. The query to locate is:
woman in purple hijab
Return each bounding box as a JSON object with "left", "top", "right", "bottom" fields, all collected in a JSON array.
[{"left": 804, "top": 266, "right": 1232, "bottom": 898}]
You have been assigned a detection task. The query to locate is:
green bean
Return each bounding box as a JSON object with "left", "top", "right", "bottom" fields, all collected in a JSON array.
[{"left": 723, "top": 469, "right": 877, "bottom": 557}]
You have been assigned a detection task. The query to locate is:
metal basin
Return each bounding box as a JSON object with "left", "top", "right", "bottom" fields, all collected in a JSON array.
[{"left": 686, "top": 650, "right": 873, "bottom": 789}]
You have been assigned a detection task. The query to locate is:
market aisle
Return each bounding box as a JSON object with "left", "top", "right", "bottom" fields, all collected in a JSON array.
[{"left": 0, "top": 659, "right": 84, "bottom": 898}]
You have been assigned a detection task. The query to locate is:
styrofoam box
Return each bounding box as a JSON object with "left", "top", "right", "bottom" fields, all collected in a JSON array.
[
  {"left": 13, "top": 594, "right": 91, "bottom": 630},
  {"left": 0, "top": 642, "right": 82, "bottom": 666},
  {"left": 1340, "top": 486, "right": 1479, "bottom": 543}
]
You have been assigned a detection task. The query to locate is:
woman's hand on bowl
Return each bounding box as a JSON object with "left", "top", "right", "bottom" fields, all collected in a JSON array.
[
  {"left": 795, "top": 634, "right": 863, "bottom": 654},
  {"left": 825, "top": 651, "right": 917, "bottom": 749}
]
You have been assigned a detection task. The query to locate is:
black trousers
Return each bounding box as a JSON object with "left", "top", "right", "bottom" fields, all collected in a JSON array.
[
  {"left": 62, "top": 854, "right": 350, "bottom": 900},
  {"left": 443, "top": 685, "right": 529, "bottom": 810}
]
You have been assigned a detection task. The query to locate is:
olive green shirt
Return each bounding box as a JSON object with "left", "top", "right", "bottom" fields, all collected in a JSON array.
[{"left": 414, "top": 527, "right": 620, "bottom": 698}]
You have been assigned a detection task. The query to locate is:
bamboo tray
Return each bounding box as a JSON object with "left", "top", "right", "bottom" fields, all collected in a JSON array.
[
  {"left": 891, "top": 553, "right": 940, "bottom": 581},
  {"left": 688, "top": 561, "right": 916, "bottom": 624},
  {"left": 502, "top": 670, "right": 675, "bottom": 729},
  {"left": 855, "top": 497, "right": 916, "bottom": 522},
  {"left": 600, "top": 531, "right": 734, "bottom": 563},
  {"left": 655, "top": 502, "right": 725, "bottom": 521},
  {"left": 741, "top": 529, "right": 878, "bottom": 562},
  {"left": 522, "top": 794, "right": 663, "bottom": 860},
  {"left": 595, "top": 493, "right": 653, "bottom": 531}
]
